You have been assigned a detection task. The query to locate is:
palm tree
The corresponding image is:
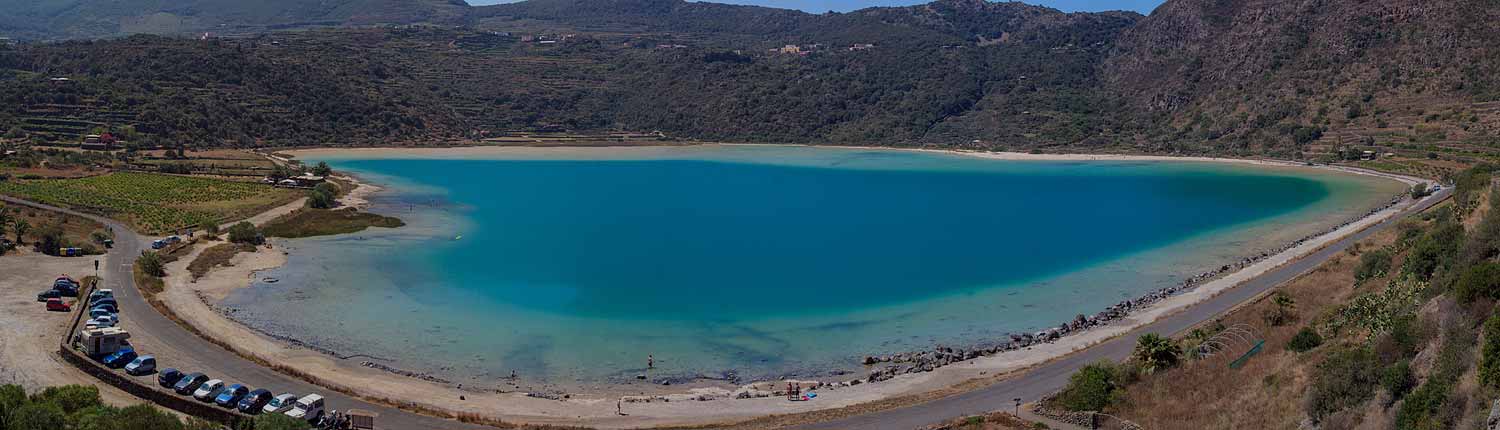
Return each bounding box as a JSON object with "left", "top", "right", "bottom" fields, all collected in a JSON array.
[
  {"left": 13, "top": 219, "right": 30, "bottom": 245},
  {"left": 1133, "top": 333, "right": 1182, "bottom": 374}
]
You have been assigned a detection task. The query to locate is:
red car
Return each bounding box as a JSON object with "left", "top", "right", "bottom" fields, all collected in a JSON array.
[{"left": 45, "top": 298, "right": 71, "bottom": 312}]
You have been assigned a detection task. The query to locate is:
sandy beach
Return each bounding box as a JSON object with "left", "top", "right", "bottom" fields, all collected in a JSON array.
[{"left": 121, "top": 144, "right": 1438, "bottom": 428}]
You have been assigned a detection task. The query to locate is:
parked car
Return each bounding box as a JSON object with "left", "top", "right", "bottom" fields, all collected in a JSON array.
[
  {"left": 45, "top": 298, "right": 71, "bottom": 312},
  {"left": 90, "top": 297, "right": 117, "bottom": 309},
  {"left": 37, "top": 289, "right": 62, "bottom": 302},
  {"left": 263, "top": 394, "right": 299, "bottom": 414},
  {"left": 174, "top": 373, "right": 209, "bottom": 395},
  {"left": 158, "top": 368, "right": 184, "bottom": 388},
  {"left": 285, "top": 394, "right": 325, "bottom": 421},
  {"left": 166, "top": 235, "right": 182, "bottom": 244},
  {"left": 125, "top": 355, "right": 156, "bottom": 375},
  {"left": 151, "top": 240, "right": 165, "bottom": 249},
  {"left": 88, "top": 289, "right": 113, "bottom": 302},
  {"left": 215, "top": 384, "right": 250, "bottom": 407},
  {"left": 86, "top": 315, "right": 117, "bottom": 328},
  {"left": 193, "top": 379, "right": 225, "bottom": 402},
  {"left": 88, "top": 307, "right": 114, "bottom": 319},
  {"left": 53, "top": 279, "right": 79, "bottom": 296},
  {"left": 238, "top": 389, "right": 273, "bottom": 414},
  {"left": 102, "top": 348, "right": 137, "bottom": 368}
]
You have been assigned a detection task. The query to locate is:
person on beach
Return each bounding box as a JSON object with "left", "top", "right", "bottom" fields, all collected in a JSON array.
[{"left": 648, "top": 354, "right": 654, "bottom": 370}]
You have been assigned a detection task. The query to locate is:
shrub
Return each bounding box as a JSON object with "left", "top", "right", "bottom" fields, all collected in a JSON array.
[
  {"left": 1056, "top": 361, "right": 1129, "bottom": 412},
  {"left": 1307, "top": 347, "right": 1380, "bottom": 422},
  {"left": 251, "top": 413, "right": 313, "bottom": 430},
  {"left": 1287, "top": 326, "right": 1323, "bottom": 352},
  {"left": 7, "top": 402, "right": 65, "bottom": 430},
  {"left": 1481, "top": 314, "right": 1500, "bottom": 388},
  {"left": 1353, "top": 249, "right": 1392, "bottom": 285},
  {"left": 1454, "top": 262, "right": 1500, "bottom": 303},
  {"left": 32, "top": 384, "right": 101, "bottom": 414},
  {"left": 1132, "top": 333, "right": 1181, "bottom": 374},
  {"left": 136, "top": 251, "right": 165, "bottom": 277},
  {"left": 1380, "top": 360, "right": 1415, "bottom": 406},
  {"left": 1264, "top": 291, "right": 1296, "bottom": 326}
]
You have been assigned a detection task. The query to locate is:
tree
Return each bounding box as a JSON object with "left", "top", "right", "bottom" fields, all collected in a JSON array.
[
  {"left": 227, "top": 221, "right": 262, "bottom": 244},
  {"left": 7, "top": 402, "right": 64, "bottom": 430},
  {"left": 0, "top": 384, "right": 26, "bottom": 429},
  {"left": 1410, "top": 183, "right": 1429, "bottom": 199},
  {"left": 137, "top": 251, "right": 165, "bottom": 277},
  {"left": 308, "top": 182, "right": 339, "bottom": 209},
  {"left": 311, "top": 161, "right": 332, "bottom": 177},
  {"left": 1131, "top": 333, "right": 1181, "bottom": 374},
  {"left": 13, "top": 218, "right": 29, "bottom": 245},
  {"left": 1055, "top": 361, "right": 1126, "bottom": 412},
  {"left": 32, "top": 382, "right": 101, "bottom": 415},
  {"left": 35, "top": 223, "right": 64, "bottom": 256},
  {"left": 1381, "top": 360, "right": 1415, "bottom": 406}
]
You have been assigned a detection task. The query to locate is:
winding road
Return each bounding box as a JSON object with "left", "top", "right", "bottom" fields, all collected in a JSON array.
[
  {"left": 4, "top": 182, "right": 1450, "bottom": 430},
  {"left": 796, "top": 187, "right": 1451, "bottom": 429}
]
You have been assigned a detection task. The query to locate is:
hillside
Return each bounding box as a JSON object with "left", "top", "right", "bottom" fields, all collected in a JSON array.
[
  {"left": 1, "top": 0, "right": 1499, "bottom": 160},
  {"left": 1103, "top": 0, "right": 1500, "bottom": 158},
  {"left": 0, "top": 0, "right": 470, "bottom": 40}
]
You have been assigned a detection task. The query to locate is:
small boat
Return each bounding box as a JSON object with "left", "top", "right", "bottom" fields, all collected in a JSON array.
[
  {"left": 261, "top": 277, "right": 279, "bottom": 283},
  {"left": 453, "top": 235, "right": 463, "bottom": 241}
]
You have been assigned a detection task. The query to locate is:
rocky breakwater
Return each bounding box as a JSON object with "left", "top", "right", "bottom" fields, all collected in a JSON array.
[{"left": 856, "top": 192, "right": 1409, "bottom": 385}]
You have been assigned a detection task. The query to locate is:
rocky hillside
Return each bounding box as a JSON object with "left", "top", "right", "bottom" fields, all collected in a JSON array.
[
  {"left": 1103, "top": 0, "right": 1500, "bottom": 157},
  {"left": 0, "top": 0, "right": 470, "bottom": 40}
]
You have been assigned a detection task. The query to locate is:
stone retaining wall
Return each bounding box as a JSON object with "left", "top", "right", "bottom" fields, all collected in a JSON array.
[{"left": 57, "top": 345, "right": 249, "bottom": 427}]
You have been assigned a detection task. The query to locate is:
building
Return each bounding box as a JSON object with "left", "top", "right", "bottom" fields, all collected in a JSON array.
[
  {"left": 1361, "top": 150, "right": 1377, "bottom": 160},
  {"left": 80, "top": 133, "right": 116, "bottom": 151},
  {"left": 849, "top": 43, "right": 875, "bottom": 51},
  {"left": 290, "top": 174, "right": 326, "bottom": 187},
  {"left": 778, "top": 44, "right": 802, "bottom": 54}
]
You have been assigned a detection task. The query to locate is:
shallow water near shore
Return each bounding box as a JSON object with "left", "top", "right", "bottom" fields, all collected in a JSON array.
[{"left": 222, "top": 146, "right": 1404, "bottom": 388}]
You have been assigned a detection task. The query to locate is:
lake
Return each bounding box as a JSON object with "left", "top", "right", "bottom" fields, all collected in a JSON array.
[{"left": 222, "top": 145, "right": 1404, "bottom": 386}]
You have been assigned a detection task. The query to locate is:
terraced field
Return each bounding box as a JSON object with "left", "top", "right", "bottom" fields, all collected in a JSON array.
[{"left": 0, "top": 172, "right": 299, "bottom": 233}]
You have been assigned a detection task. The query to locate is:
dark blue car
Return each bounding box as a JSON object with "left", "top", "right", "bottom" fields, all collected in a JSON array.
[
  {"left": 102, "top": 348, "right": 137, "bottom": 368},
  {"left": 237, "top": 388, "right": 273, "bottom": 414}
]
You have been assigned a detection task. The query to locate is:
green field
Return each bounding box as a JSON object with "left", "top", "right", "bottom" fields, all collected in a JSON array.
[{"left": 0, "top": 172, "right": 299, "bottom": 233}]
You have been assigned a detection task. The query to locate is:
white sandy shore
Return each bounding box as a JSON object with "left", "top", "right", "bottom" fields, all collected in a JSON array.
[{"left": 159, "top": 144, "right": 1435, "bottom": 428}]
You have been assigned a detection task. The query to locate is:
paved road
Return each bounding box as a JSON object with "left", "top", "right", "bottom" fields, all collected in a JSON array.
[
  {"left": 2, "top": 196, "right": 484, "bottom": 430},
  {"left": 796, "top": 187, "right": 1451, "bottom": 430}
]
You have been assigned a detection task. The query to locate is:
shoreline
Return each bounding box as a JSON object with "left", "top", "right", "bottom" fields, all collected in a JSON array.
[{"left": 161, "top": 144, "right": 1434, "bottom": 428}]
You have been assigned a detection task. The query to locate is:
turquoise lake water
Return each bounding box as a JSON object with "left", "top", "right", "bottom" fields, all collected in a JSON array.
[{"left": 222, "top": 146, "right": 1404, "bottom": 386}]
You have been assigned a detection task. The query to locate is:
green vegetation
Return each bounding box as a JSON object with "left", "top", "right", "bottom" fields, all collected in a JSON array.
[
  {"left": 0, "top": 173, "right": 296, "bottom": 233},
  {"left": 1286, "top": 326, "right": 1322, "bottom": 352},
  {"left": 226, "top": 221, "right": 262, "bottom": 245},
  {"left": 1380, "top": 360, "right": 1415, "bottom": 406},
  {"left": 136, "top": 251, "right": 165, "bottom": 277},
  {"left": 1481, "top": 314, "right": 1500, "bottom": 388},
  {"left": 1307, "top": 346, "right": 1380, "bottom": 422},
  {"left": 1055, "top": 361, "right": 1133, "bottom": 412},
  {"left": 0, "top": 384, "right": 218, "bottom": 430},
  {"left": 262, "top": 208, "right": 404, "bottom": 239},
  {"left": 307, "top": 182, "right": 338, "bottom": 210},
  {"left": 1353, "top": 248, "right": 1392, "bottom": 285},
  {"left": 1130, "top": 333, "right": 1180, "bottom": 375}
]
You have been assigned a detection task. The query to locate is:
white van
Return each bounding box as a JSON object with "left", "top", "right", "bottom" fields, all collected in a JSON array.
[{"left": 285, "top": 393, "right": 325, "bottom": 421}]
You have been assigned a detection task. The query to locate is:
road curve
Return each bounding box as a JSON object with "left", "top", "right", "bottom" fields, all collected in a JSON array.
[
  {"left": 1, "top": 195, "right": 486, "bottom": 430},
  {"left": 796, "top": 187, "right": 1450, "bottom": 430}
]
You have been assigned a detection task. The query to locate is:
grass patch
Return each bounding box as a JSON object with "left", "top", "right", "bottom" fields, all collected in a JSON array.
[
  {"left": 186, "top": 242, "right": 257, "bottom": 279},
  {"left": 262, "top": 208, "right": 403, "bottom": 238}
]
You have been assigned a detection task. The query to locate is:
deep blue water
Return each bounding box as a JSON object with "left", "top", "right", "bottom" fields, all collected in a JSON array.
[
  {"left": 224, "top": 146, "right": 1401, "bottom": 383},
  {"left": 359, "top": 158, "right": 1326, "bottom": 320}
]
